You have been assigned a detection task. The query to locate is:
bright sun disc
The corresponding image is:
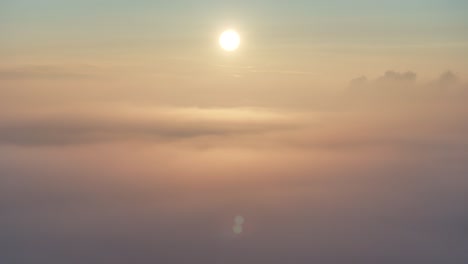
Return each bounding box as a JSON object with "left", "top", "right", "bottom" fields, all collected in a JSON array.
[{"left": 219, "top": 30, "right": 240, "bottom": 51}]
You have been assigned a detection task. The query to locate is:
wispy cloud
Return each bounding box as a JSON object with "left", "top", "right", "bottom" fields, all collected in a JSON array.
[
  {"left": 0, "top": 65, "right": 100, "bottom": 80},
  {"left": 0, "top": 106, "right": 298, "bottom": 146}
]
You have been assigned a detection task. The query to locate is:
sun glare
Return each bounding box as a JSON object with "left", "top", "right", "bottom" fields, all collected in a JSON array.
[{"left": 219, "top": 30, "right": 240, "bottom": 51}]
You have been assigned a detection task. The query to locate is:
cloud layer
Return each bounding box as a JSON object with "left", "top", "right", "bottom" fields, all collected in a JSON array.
[
  {"left": 0, "top": 106, "right": 297, "bottom": 146},
  {"left": 1, "top": 71, "right": 467, "bottom": 264}
]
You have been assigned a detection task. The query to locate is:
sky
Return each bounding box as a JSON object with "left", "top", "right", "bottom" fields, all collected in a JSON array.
[{"left": 1, "top": 0, "right": 468, "bottom": 263}]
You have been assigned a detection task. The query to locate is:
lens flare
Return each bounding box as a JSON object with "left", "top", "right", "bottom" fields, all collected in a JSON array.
[
  {"left": 232, "top": 225, "right": 243, "bottom": 234},
  {"left": 234, "top": 215, "right": 245, "bottom": 225}
]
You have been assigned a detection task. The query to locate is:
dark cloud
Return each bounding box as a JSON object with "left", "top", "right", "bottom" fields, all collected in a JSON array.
[{"left": 0, "top": 107, "right": 298, "bottom": 146}]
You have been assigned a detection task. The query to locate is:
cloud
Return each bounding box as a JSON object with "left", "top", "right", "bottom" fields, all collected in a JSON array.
[
  {"left": 0, "top": 65, "right": 98, "bottom": 80},
  {"left": 0, "top": 106, "right": 298, "bottom": 146},
  {"left": 349, "top": 70, "right": 418, "bottom": 92},
  {"left": 376, "top": 70, "right": 417, "bottom": 83},
  {"left": 349, "top": 70, "right": 466, "bottom": 92},
  {"left": 436, "top": 71, "right": 459, "bottom": 86},
  {"left": 346, "top": 70, "right": 468, "bottom": 107},
  {"left": 1, "top": 71, "right": 468, "bottom": 263},
  {"left": 0, "top": 129, "right": 467, "bottom": 264},
  {"left": 1, "top": 70, "right": 467, "bottom": 148}
]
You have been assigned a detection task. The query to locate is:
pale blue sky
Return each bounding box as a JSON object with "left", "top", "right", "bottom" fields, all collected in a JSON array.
[{"left": 2, "top": 0, "right": 467, "bottom": 40}]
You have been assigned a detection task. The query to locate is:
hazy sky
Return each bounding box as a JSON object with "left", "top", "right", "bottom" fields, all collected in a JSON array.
[
  {"left": 1, "top": 1, "right": 468, "bottom": 263},
  {"left": 2, "top": 0, "right": 468, "bottom": 86}
]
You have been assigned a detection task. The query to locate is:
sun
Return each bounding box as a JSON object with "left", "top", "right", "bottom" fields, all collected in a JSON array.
[{"left": 219, "top": 30, "right": 240, "bottom": 51}]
